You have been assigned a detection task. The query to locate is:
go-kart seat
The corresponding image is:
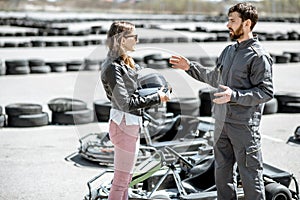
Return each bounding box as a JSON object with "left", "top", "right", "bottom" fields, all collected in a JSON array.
[{"left": 181, "top": 155, "right": 215, "bottom": 194}]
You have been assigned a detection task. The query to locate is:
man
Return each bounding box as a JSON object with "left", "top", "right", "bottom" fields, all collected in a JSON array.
[{"left": 169, "top": 2, "right": 273, "bottom": 200}]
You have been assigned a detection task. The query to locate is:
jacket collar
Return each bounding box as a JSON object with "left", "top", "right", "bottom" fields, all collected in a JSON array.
[{"left": 235, "top": 36, "right": 258, "bottom": 49}]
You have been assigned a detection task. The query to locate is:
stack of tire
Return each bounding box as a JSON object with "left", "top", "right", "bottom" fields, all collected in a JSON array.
[
  {"left": 275, "top": 92, "right": 300, "bottom": 113},
  {"left": 48, "top": 98, "right": 93, "bottom": 125},
  {"left": 198, "top": 88, "right": 216, "bottom": 117},
  {"left": 94, "top": 100, "right": 111, "bottom": 122},
  {"left": 84, "top": 59, "right": 101, "bottom": 71},
  {"left": 0, "top": 106, "right": 6, "bottom": 127},
  {"left": 0, "top": 59, "right": 6, "bottom": 75},
  {"left": 166, "top": 97, "right": 200, "bottom": 117},
  {"left": 28, "top": 59, "right": 51, "bottom": 74},
  {"left": 46, "top": 61, "right": 67, "bottom": 72},
  {"left": 143, "top": 54, "right": 168, "bottom": 69},
  {"left": 5, "top": 103, "right": 49, "bottom": 127},
  {"left": 5, "top": 60, "right": 30, "bottom": 75}
]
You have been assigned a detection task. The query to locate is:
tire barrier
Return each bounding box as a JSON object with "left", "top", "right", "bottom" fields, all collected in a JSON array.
[
  {"left": 263, "top": 98, "right": 278, "bottom": 115},
  {"left": 66, "top": 60, "right": 84, "bottom": 71},
  {"left": 0, "top": 105, "right": 5, "bottom": 127},
  {"left": 48, "top": 97, "right": 93, "bottom": 125},
  {"left": 5, "top": 103, "right": 49, "bottom": 127},
  {"left": 29, "top": 59, "right": 51, "bottom": 74},
  {"left": 45, "top": 61, "right": 67, "bottom": 73},
  {"left": 198, "top": 88, "right": 215, "bottom": 117},
  {"left": 84, "top": 59, "right": 101, "bottom": 71},
  {"left": 143, "top": 54, "right": 169, "bottom": 69},
  {"left": 5, "top": 59, "right": 30, "bottom": 75},
  {"left": 275, "top": 92, "right": 300, "bottom": 113},
  {"left": 199, "top": 57, "right": 217, "bottom": 67},
  {"left": 166, "top": 97, "right": 200, "bottom": 117},
  {"left": 0, "top": 59, "right": 6, "bottom": 75},
  {"left": 283, "top": 51, "right": 300, "bottom": 63},
  {"left": 0, "top": 58, "right": 105, "bottom": 76},
  {"left": 93, "top": 100, "right": 111, "bottom": 122}
]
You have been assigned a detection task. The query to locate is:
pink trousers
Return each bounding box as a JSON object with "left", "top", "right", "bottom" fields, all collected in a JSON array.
[{"left": 108, "top": 119, "right": 140, "bottom": 200}]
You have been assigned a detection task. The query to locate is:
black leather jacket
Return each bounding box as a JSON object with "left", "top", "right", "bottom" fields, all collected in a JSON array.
[
  {"left": 101, "top": 56, "right": 160, "bottom": 116},
  {"left": 188, "top": 37, "right": 274, "bottom": 125}
]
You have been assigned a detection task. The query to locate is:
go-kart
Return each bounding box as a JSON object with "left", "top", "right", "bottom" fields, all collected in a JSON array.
[
  {"left": 78, "top": 109, "right": 215, "bottom": 166},
  {"left": 84, "top": 145, "right": 299, "bottom": 200}
]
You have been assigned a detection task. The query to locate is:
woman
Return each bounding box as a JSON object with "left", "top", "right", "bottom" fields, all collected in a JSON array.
[{"left": 101, "top": 21, "right": 169, "bottom": 200}]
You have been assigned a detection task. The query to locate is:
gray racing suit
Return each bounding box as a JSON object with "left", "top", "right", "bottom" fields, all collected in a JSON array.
[{"left": 187, "top": 37, "right": 273, "bottom": 200}]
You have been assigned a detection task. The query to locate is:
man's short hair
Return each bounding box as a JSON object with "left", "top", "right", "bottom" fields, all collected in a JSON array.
[{"left": 228, "top": 2, "right": 258, "bottom": 30}]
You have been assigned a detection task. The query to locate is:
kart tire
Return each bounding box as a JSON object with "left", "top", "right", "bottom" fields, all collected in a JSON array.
[
  {"left": 94, "top": 100, "right": 111, "bottom": 122},
  {"left": 51, "top": 109, "right": 93, "bottom": 125},
  {"left": 48, "top": 98, "right": 87, "bottom": 112},
  {"left": 7, "top": 112, "right": 49, "bottom": 127},
  {"left": 166, "top": 97, "right": 200, "bottom": 117},
  {"left": 5, "top": 103, "right": 43, "bottom": 116},
  {"left": 263, "top": 98, "right": 278, "bottom": 115},
  {"left": 265, "top": 182, "right": 292, "bottom": 200}
]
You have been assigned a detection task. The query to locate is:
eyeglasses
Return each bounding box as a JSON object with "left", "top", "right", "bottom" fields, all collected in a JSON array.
[{"left": 125, "top": 34, "right": 138, "bottom": 41}]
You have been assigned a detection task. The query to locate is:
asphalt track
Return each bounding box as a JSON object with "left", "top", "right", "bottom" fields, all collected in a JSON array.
[{"left": 0, "top": 40, "right": 299, "bottom": 200}]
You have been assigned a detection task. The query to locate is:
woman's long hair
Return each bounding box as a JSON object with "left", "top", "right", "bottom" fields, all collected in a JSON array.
[{"left": 106, "top": 21, "right": 136, "bottom": 68}]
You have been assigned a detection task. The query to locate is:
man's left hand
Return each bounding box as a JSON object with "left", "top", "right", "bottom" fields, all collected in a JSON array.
[{"left": 213, "top": 85, "right": 232, "bottom": 104}]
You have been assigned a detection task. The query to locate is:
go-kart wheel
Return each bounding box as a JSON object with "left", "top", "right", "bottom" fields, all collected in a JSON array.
[{"left": 265, "top": 182, "right": 292, "bottom": 200}]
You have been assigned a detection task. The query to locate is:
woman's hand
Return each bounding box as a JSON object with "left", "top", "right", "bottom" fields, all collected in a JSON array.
[
  {"left": 169, "top": 55, "right": 190, "bottom": 71},
  {"left": 158, "top": 87, "right": 170, "bottom": 102}
]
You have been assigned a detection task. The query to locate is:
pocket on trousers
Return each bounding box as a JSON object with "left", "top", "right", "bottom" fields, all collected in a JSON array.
[{"left": 245, "top": 144, "right": 263, "bottom": 168}]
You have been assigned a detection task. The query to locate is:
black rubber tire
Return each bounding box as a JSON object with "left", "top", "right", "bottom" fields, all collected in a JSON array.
[
  {"left": 28, "top": 59, "right": 45, "bottom": 67},
  {"left": 30, "top": 65, "right": 51, "bottom": 74},
  {"left": 66, "top": 60, "right": 83, "bottom": 71},
  {"left": 7, "top": 112, "right": 49, "bottom": 127},
  {"left": 147, "top": 60, "right": 168, "bottom": 69},
  {"left": 265, "top": 182, "right": 292, "bottom": 200},
  {"left": 48, "top": 98, "right": 87, "bottom": 112},
  {"left": 6, "top": 66, "right": 30, "bottom": 75},
  {"left": 51, "top": 109, "right": 94, "bottom": 125},
  {"left": 263, "top": 98, "right": 278, "bottom": 115},
  {"left": 275, "top": 92, "right": 300, "bottom": 113},
  {"left": 166, "top": 97, "right": 200, "bottom": 117},
  {"left": 199, "top": 57, "right": 216, "bottom": 67},
  {"left": 94, "top": 100, "right": 111, "bottom": 122},
  {"left": 5, "top": 103, "right": 43, "bottom": 116},
  {"left": 46, "top": 61, "right": 67, "bottom": 72},
  {"left": 275, "top": 55, "right": 290, "bottom": 64},
  {"left": 198, "top": 88, "right": 216, "bottom": 117},
  {"left": 0, "top": 114, "right": 6, "bottom": 127},
  {"left": 143, "top": 54, "right": 163, "bottom": 64},
  {"left": 0, "top": 60, "right": 6, "bottom": 75},
  {"left": 5, "top": 59, "right": 30, "bottom": 75},
  {"left": 84, "top": 59, "right": 100, "bottom": 71},
  {"left": 31, "top": 40, "right": 44, "bottom": 47}
]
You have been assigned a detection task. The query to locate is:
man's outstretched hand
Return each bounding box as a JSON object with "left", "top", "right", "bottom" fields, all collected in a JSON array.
[{"left": 169, "top": 55, "right": 190, "bottom": 71}]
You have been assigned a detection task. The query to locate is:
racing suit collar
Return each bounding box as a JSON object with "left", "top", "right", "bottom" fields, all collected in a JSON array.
[{"left": 235, "top": 37, "right": 258, "bottom": 49}]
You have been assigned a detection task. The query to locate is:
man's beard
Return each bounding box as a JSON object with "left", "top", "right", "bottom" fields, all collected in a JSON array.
[{"left": 229, "top": 24, "right": 244, "bottom": 40}]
